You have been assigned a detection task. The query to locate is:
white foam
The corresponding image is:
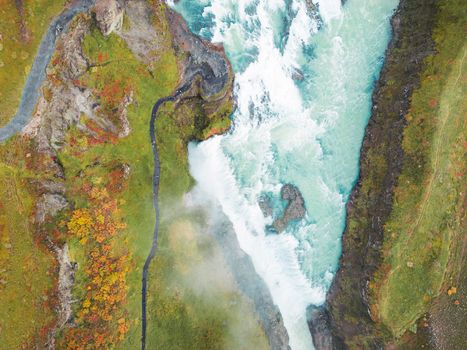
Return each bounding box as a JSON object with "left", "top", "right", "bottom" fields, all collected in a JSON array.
[
  {"left": 186, "top": 1, "right": 322, "bottom": 349},
  {"left": 173, "top": 0, "right": 400, "bottom": 348},
  {"left": 316, "top": 0, "right": 342, "bottom": 23},
  {"left": 189, "top": 138, "right": 321, "bottom": 350}
]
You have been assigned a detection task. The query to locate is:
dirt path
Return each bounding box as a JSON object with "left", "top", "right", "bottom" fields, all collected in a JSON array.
[
  {"left": 141, "top": 80, "right": 194, "bottom": 350},
  {"left": 379, "top": 45, "right": 466, "bottom": 330},
  {"left": 404, "top": 47, "right": 466, "bottom": 245}
]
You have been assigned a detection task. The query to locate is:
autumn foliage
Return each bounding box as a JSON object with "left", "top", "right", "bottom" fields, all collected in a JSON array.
[
  {"left": 59, "top": 186, "right": 131, "bottom": 349},
  {"left": 98, "top": 79, "right": 131, "bottom": 110}
]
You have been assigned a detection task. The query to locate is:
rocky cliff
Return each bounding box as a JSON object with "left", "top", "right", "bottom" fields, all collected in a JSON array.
[{"left": 309, "top": 0, "right": 438, "bottom": 348}]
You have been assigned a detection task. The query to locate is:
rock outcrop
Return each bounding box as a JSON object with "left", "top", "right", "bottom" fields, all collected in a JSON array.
[
  {"left": 35, "top": 193, "right": 68, "bottom": 224},
  {"left": 46, "top": 244, "right": 77, "bottom": 350},
  {"left": 307, "top": 305, "right": 345, "bottom": 350},
  {"left": 93, "top": 0, "right": 123, "bottom": 36},
  {"left": 311, "top": 0, "right": 438, "bottom": 348},
  {"left": 273, "top": 184, "right": 306, "bottom": 233},
  {"left": 119, "top": 0, "right": 163, "bottom": 64},
  {"left": 167, "top": 9, "right": 232, "bottom": 99}
]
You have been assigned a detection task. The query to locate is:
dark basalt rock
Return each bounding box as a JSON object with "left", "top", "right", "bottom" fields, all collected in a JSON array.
[
  {"left": 272, "top": 184, "right": 306, "bottom": 233},
  {"left": 307, "top": 305, "right": 346, "bottom": 350},
  {"left": 166, "top": 9, "right": 232, "bottom": 99},
  {"left": 310, "top": 0, "right": 438, "bottom": 348}
]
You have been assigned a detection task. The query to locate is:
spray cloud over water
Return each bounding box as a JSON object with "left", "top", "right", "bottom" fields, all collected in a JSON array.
[{"left": 171, "top": 0, "right": 399, "bottom": 348}]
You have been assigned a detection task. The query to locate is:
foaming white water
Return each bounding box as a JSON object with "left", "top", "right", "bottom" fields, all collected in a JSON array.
[
  {"left": 172, "top": 0, "right": 400, "bottom": 348},
  {"left": 315, "top": 0, "right": 342, "bottom": 23},
  {"left": 190, "top": 137, "right": 322, "bottom": 350}
]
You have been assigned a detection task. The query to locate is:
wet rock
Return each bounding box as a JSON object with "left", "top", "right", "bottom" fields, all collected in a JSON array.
[
  {"left": 273, "top": 184, "right": 306, "bottom": 233},
  {"left": 258, "top": 194, "right": 274, "bottom": 217},
  {"left": 307, "top": 305, "right": 338, "bottom": 350},
  {"left": 292, "top": 67, "right": 304, "bottom": 81},
  {"left": 307, "top": 305, "right": 349, "bottom": 350},
  {"left": 167, "top": 10, "right": 232, "bottom": 98},
  {"left": 93, "top": 0, "right": 123, "bottom": 36}
]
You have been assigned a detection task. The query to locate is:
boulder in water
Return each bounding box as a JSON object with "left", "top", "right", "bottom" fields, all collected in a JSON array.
[{"left": 272, "top": 184, "right": 306, "bottom": 233}]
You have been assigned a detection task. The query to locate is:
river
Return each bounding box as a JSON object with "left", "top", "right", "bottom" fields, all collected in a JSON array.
[{"left": 170, "top": 0, "right": 399, "bottom": 348}]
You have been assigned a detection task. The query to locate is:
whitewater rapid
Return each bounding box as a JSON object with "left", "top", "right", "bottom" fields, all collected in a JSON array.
[{"left": 170, "top": 0, "right": 399, "bottom": 348}]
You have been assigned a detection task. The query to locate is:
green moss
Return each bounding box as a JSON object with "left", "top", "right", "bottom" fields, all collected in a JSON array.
[
  {"left": 0, "top": 163, "right": 55, "bottom": 348},
  {"left": 376, "top": 0, "right": 466, "bottom": 338},
  {"left": 56, "top": 12, "right": 264, "bottom": 349}
]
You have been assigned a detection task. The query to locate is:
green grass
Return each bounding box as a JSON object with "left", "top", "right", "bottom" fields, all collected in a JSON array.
[
  {"left": 0, "top": 162, "right": 55, "bottom": 349},
  {"left": 57, "top": 11, "right": 265, "bottom": 349},
  {"left": 145, "top": 217, "right": 269, "bottom": 350},
  {"left": 375, "top": 0, "right": 466, "bottom": 338},
  {"left": 0, "top": 0, "right": 66, "bottom": 127},
  {"left": 58, "top": 21, "right": 179, "bottom": 346}
]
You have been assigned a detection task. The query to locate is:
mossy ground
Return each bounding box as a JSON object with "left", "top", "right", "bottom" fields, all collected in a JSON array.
[
  {"left": 0, "top": 1, "right": 265, "bottom": 348},
  {"left": 372, "top": 0, "right": 466, "bottom": 342},
  {"left": 0, "top": 140, "right": 55, "bottom": 349},
  {"left": 328, "top": 0, "right": 465, "bottom": 348},
  {"left": 56, "top": 6, "right": 265, "bottom": 349},
  {"left": 0, "top": 0, "right": 66, "bottom": 127}
]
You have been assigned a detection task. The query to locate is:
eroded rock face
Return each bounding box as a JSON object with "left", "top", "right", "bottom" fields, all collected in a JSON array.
[
  {"left": 61, "top": 16, "right": 89, "bottom": 80},
  {"left": 119, "top": 0, "right": 162, "bottom": 64},
  {"left": 273, "top": 184, "right": 306, "bottom": 233},
  {"left": 167, "top": 10, "right": 232, "bottom": 98},
  {"left": 46, "top": 244, "right": 77, "bottom": 350},
  {"left": 94, "top": 0, "right": 123, "bottom": 36},
  {"left": 35, "top": 193, "right": 68, "bottom": 224},
  {"left": 306, "top": 305, "right": 345, "bottom": 350}
]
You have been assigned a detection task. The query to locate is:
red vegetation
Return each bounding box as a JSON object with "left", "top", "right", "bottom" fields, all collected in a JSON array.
[
  {"left": 97, "top": 79, "right": 132, "bottom": 114},
  {"left": 97, "top": 52, "right": 109, "bottom": 64},
  {"left": 59, "top": 185, "right": 131, "bottom": 349},
  {"left": 85, "top": 119, "right": 119, "bottom": 145}
]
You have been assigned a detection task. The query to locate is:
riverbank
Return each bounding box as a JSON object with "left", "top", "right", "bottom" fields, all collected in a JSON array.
[
  {"left": 311, "top": 0, "right": 466, "bottom": 348},
  {"left": 0, "top": 0, "right": 271, "bottom": 348}
]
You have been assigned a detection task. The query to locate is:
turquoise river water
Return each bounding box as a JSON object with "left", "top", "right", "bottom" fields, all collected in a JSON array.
[{"left": 169, "top": 0, "right": 399, "bottom": 348}]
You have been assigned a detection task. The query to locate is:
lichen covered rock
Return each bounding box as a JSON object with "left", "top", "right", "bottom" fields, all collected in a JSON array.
[{"left": 93, "top": 0, "right": 123, "bottom": 36}]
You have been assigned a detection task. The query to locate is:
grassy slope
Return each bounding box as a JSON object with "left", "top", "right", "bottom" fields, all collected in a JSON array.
[
  {"left": 373, "top": 0, "right": 466, "bottom": 341},
  {"left": 326, "top": 1, "right": 438, "bottom": 347},
  {"left": 0, "top": 152, "right": 55, "bottom": 348},
  {"left": 0, "top": 0, "right": 66, "bottom": 127},
  {"left": 57, "top": 7, "right": 267, "bottom": 349}
]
